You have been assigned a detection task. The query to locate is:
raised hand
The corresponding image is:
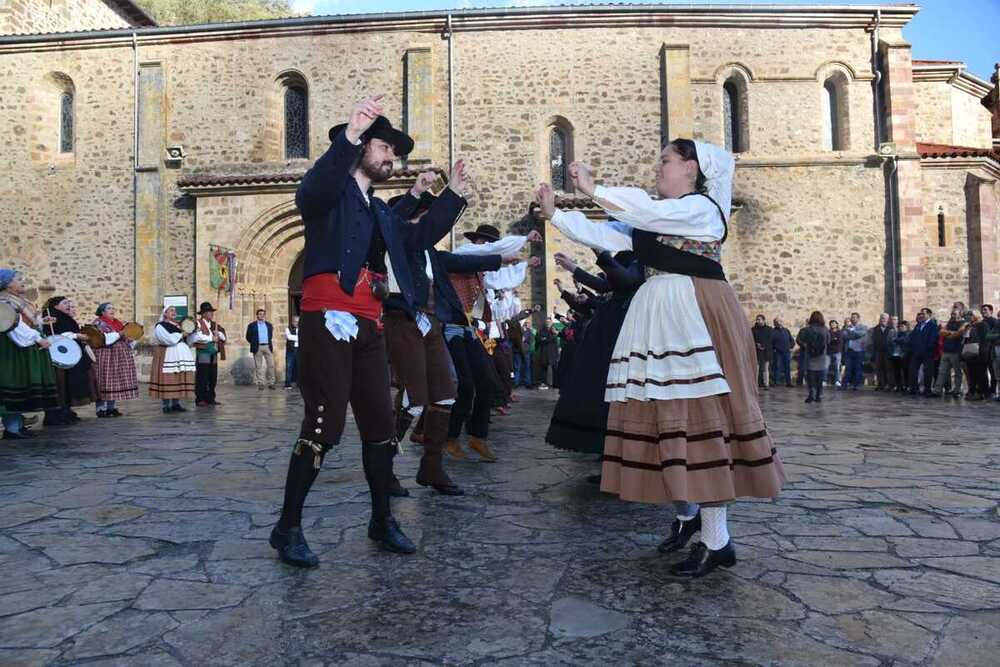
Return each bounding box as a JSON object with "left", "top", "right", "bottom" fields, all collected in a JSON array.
[
  {"left": 527, "top": 256, "right": 542, "bottom": 268},
  {"left": 448, "top": 159, "right": 467, "bottom": 196},
  {"left": 346, "top": 95, "right": 384, "bottom": 143},
  {"left": 410, "top": 171, "right": 438, "bottom": 197},
  {"left": 554, "top": 252, "right": 577, "bottom": 274},
  {"left": 526, "top": 230, "right": 543, "bottom": 243},
  {"left": 569, "top": 161, "right": 595, "bottom": 196},
  {"left": 534, "top": 183, "right": 555, "bottom": 219}
]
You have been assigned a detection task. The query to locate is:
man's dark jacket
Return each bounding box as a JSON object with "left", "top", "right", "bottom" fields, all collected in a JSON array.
[
  {"left": 245, "top": 321, "right": 274, "bottom": 354},
  {"left": 908, "top": 319, "right": 940, "bottom": 357},
  {"left": 752, "top": 324, "right": 774, "bottom": 362},
  {"left": 295, "top": 130, "right": 466, "bottom": 316}
]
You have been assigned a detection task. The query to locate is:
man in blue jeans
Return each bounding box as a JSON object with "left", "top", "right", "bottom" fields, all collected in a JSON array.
[
  {"left": 841, "top": 312, "right": 868, "bottom": 390},
  {"left": 771, "top": 317, "right": 794, "bottom": 387}
]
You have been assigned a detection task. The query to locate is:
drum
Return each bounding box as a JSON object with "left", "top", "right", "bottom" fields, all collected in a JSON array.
[
  {"left": 179, "top": 318, "right": 196, "bottom": 335},
  {"left": 47, "top": 335, "right": 82, "bottom": 369},
  {"left": 79, "top": 324, "right": 106, "bottom": 349},
  {"left": 0, "top": 302, "right": 17, "bottom": 334},
  {"left": 122, "top": 322, "right": 145, "bottom": 341}
]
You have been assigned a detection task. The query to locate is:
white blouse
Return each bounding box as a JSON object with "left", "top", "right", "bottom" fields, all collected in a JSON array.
[{"left": 7, "top": 319, "right": 42, "bottom": 348}]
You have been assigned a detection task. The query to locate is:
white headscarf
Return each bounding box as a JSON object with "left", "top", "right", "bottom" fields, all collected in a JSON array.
[{"left": 692, "top": 141, "right": 735, "bottom": 223}]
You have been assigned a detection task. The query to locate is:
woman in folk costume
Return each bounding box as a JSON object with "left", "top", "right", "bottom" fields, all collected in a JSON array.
[
  {"left": 536, "top": 139, "right": 785, "bottom": 578},
  {"left": 0, "top": 269, "right": 59, "bottom": 438},
  {"left": 43, "top": 296, "right": 98, "bottom": 425},
  {"left": 91, "top": 303, "right": 139, "bottom": 417},
  {"left": 545, "top": 248, "right": 644, "bottom": 468},
  {"left": 150, "top": 305, "right": 196, "bottom": 413}
]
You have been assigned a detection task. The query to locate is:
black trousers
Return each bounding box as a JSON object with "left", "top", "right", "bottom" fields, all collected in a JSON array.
[
  {"left": 446, "top": 331, "right": 494, "bottom": 439},
  {"left": 908, "top": 354, "right": 934, "bottom": 393},
  {"left": 195, "top": 362, "right": 217, "bottom": 404}
]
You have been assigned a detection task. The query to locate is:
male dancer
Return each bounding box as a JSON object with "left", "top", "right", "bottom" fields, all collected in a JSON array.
[
  {"left": 270, "top": 95, "right": 468, "bottom": 567},
  {"left": 384, "top": 191, "right": 523, "bottom": 494}
]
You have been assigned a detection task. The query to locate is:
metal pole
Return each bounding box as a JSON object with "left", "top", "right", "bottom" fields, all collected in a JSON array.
[{"left": 445, "top": 14, "right": 456, "bottom": 250}]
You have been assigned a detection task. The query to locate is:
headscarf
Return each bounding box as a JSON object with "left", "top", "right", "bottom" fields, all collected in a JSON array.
[
  {"left": 0, "top": 268, "right": 16, "bottom": 291},
  {"left": 95, "top": 302, "right": 125, "bottom": 332},
  {"left": 692, "top": 141, "right": 735, "bottom": 223},
  {"left": 158, "top": 305, "right": 182, "bottom": 334},
  {"left": 45, "top": 296, "right": 80, "bottom": 335}
]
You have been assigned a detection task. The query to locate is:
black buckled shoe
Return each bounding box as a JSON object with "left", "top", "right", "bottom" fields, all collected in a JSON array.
[
  {"left": 368, "top": 515, "right": 416, "bottom": 554},
  {"left": 657, "top": 513, "right": 701, "bottom": 554},
  {"left": 269, "top": 525, "right": 319, "bottom": 568},
  {"left": 668, "top": 541, "right": 736, "bottom": 578}
]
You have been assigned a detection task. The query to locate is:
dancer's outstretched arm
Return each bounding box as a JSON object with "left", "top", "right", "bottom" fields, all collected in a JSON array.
[{"left": 535, "top": 183, "right": 632, "bottom": 252}]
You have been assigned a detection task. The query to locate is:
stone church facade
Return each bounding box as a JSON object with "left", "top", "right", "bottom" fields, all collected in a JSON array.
[{"left": 1, "top": 1, "right": 998, "bottom": 380}]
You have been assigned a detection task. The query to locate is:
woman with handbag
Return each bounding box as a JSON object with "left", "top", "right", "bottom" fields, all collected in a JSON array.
[{"left": 962, "top": 310, "right": 990, "bottom": 401}]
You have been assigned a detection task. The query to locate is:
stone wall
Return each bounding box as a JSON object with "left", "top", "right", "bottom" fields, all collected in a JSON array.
[
  {"left": 0, "top": 0, "right": 131, "bottom": 35},
  {"left": 914, "top": 80, "right": 994, "bottom": 149},
  {"left": 919, "top": 168, "right": 972, "bottom": 316},
  {"left": 1, "top": 11, "right": 996, "bottom": 359}
]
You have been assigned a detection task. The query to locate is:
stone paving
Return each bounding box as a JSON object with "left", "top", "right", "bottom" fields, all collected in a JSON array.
[{"left": 1, "top": 384, "right": 998, "bottom": 666}]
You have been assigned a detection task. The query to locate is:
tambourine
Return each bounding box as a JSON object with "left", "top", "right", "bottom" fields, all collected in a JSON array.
[
  {"left": 179, "top": 318, "right": 197, "bottom": 335},
  {"left": 79, "top": 324, "right": 106, "bottom": 349},
  {"left": 122, "top": 322, "right": 145, "bottom": 341},
  {"left": 47, "top": 334, "right": 82, "bottom": 369}
]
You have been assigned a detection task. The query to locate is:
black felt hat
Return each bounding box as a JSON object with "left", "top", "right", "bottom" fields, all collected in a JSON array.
[
  {"left": 197, "top": 302, "right": 216, "bottom": 314},
  {"left": 328, "top": 116, "right": 414, "bottom": 157},
  {"left": 387, "top": 191, "right": 437, "bottom": 218},
  {"left": 464, "top": 224, "right": 501, "bottom": 243}
]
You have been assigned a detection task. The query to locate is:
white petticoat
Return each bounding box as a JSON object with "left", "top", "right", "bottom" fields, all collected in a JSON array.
[
  {"left": 605, "top": 274, "right": 731, "bottom": 402},
  {"left": 161, "top": 343, "right": 196, "bottom": 374}
]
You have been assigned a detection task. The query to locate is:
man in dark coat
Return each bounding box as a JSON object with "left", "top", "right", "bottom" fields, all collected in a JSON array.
[
  {"left": 245, "top": 309, "right": 275, "bottom": 390},
  {"left": 269, "top": 95, "right": 467, "bottom": 567},
  {"left": 751, "top": 314, "right": 773, "bottom": 390}
]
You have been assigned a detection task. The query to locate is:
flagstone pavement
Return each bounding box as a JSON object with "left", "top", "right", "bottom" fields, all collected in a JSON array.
[{"left": 1, "top": 384, "right": 998, "bottom": 666}]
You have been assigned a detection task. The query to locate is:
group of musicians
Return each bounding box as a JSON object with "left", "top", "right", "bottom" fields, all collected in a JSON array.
[{"left": 0, "top": 267, "right": 230, "bottom": 438}]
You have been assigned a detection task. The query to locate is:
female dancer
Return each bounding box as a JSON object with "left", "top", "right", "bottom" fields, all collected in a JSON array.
[{"left": 536, "top": 139, "right": 785, "bottom": 578}]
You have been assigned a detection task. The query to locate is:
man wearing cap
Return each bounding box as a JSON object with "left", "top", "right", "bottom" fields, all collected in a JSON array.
[
  {"left": 270, "top": 95, "right": 468, "bottom": 567},
  {"left": 190, "top": 302, "right": 226, "bottom": 407}
]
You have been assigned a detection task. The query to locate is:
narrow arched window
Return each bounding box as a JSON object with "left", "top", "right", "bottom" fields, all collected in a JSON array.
[
  {"left": 59, "top": 91, "right": 74, "bottom": 153},
  {"left": 550, "top": 126, "right": 569, "bottom": 191},
  {"left": 284, "top": 84, "right": 308, "bottom": 159},
  {"left": 822, "top": 73, "right": 850, "bottom": 151},
  {"left": 937, "top": 211, "right": 946, "bottom": 247},
  {"left": 722, "top": 78, "right": 747, "bottom": 153}
]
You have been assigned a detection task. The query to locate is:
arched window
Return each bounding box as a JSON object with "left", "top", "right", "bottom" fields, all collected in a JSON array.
[
  {"left": 550, "top": 126, "right": 569, "bottom": 191},
  {"left": 59, "top": 91, "right": 74, "bottom": 153},
  {"left": 722, "top": 75, "right": 748, "bottom": 153},
  {"left": 821, "top": 71, "right": 850, "bottom": 151},
  {"left": 284, "top": 84, "right": 308, "bottom": 159},
  {"left": 937, "top": 209, "right": 946, "bottom": 247}
]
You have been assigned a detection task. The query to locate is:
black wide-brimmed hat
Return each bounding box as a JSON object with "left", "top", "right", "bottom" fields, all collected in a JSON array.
[
  {"left": 198, "top": 301, "right": 216, "bottom": 314},
  {"left": 386, "top": 191, "right": 437, "bottom": 219},
  {"left": 328, "top": 116, "right": 414, "bottom": 157},
  {"left": 464, "top": 224, "right": 501, "bottom": 243}
]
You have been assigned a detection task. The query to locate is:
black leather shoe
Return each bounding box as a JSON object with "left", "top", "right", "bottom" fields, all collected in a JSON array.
[
  {"left": 96, "top": 410, "right": 108, "bottom": 418},
  {"left": 171, "top": 404, "right": 187, "bottom": 413},
  {"left": 658, "top": 513, "right": 701, "bottom": 553},
  {"left": 368, "top": 515, "right": 416, "bottom": 554},
  {"left": 416, "top": 474, "right": 465, "bottom": 496},
  {"left": 3, "top": 430, "right": 33, "bottom": 440},
  {"left": 108, "top": 409, "right": 123, "bottom": 417},
  {"left": 388, "top": 475, "right": 411, "bottom": 498},
  {"left": 669, "top": 541, "right": 736, "bottom": 578},
  {"left": 585, "top": 473, "right": 602, "bottom": 485},
  {"left": 270, "top": 525, "right": 319, "bottom": 568}
]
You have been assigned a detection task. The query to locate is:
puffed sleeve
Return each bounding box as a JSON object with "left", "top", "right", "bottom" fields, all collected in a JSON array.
[
  {"left": 593, "top": 186, "right": 725, "bottom": 241},
  {"left": 550, "top": 209, "right": 633, "bottom": 252},
  {"left": 154, "top": 323, "right": 183, "bottom": 346}
]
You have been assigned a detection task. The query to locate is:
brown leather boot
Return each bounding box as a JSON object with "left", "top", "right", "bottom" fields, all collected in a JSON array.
[
  {"left": 416, "top": 406, "right": 464, "bottom": 495},
  {"left": 409, "top": 412, "right": 425, "bottom": 445},
  {"left": 468, "top": 436, "right": 497, "bottom": 462},
  {"left": 444, "top": 438, "right": 468, "bottom": 460}
]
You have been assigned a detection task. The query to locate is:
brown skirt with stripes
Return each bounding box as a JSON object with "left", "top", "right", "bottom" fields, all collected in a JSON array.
[
  {"left": 600, "top": 277, "right": 785, "bottom": 504},
  {"left": 148, "top": 347, "right": 195, "bottom": 400}
]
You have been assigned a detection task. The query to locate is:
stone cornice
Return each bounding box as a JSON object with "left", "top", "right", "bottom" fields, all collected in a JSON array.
[
  {"left": 913, "top": 62, "right": 993, "bottom": 99},
  {"left": 919, "top": 156, "right": 1000, "bottom": 179},
  {"left": 0, "top": 4, "right": 920, "bottom": 53}
]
